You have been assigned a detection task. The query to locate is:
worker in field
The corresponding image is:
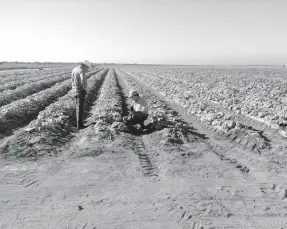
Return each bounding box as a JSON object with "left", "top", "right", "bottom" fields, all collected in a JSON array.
[
  {"left": 71, "top": 60, "right": 93, "bottom": 130},
  {"left": 123, "top": 90, "right": 149, "bottom": 129}
]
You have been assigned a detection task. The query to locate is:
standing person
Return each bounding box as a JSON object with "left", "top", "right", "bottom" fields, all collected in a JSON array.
[
  {"left": 71, "top": 60, "right": 93, "bottom": 130},
  {"left": 124, "top": 90, "right": 149, "bottom": 129}
]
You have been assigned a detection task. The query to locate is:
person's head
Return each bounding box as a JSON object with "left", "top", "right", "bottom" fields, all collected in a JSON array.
[
  {"left": 129, "top": 90, "right": 139, "bottom": 101},
  {"left": 80, "top": 60, "right": 93, "bottom": 73}
]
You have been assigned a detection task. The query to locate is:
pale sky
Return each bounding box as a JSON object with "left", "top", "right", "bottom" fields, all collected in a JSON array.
[{"left": 0, "top": 0, "right": 286, "bottom": 65}]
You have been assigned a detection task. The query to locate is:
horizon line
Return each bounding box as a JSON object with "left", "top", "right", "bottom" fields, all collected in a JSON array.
[{"left": 0, "top": 61, "right": 286, "bottom": 67}]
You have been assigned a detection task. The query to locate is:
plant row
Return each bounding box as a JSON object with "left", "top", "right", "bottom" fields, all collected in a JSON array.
[
  {"left": 0, "top": 69, "right": 101, "bottom": 136},
  {"left": 0, "top": 66, "right": 71, "bottom": 79},
  {"left": 0, "top": 67, "right": 67, "bottom": 82},
  {"left": 0, "top": 72, "right": 71, "bottom": 107},
  {"left": 91, "top": 69, "right": 125, "bottom": 137},
  {"left": 0, "top": 69, "right": 70, "bottom": 92}
]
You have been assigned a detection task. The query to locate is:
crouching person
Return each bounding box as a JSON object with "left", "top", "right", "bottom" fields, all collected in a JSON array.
[{"left": 124, "top": 90, "right": 149, "bottom": 129}]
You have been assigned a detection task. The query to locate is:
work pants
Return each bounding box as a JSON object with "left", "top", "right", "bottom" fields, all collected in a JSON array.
[
  {"left": 75, "top": 90, "right": 86, "bottom": 128},
  {"left": 125, "top": 111, "right": 148, "bottom": 128}
]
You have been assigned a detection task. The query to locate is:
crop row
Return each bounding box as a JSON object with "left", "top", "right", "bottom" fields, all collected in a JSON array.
[
  {"left": 0, "top": 69, "right": 70, "bottom": 92},
  {"left": 0, "top": 69, "right": 101, "bottom": 137},
  {"left": 0, "top": 66, "right": 71, "bottom": 78},
  {"left": 0, "top": 69, "right": 42, "bottom": 78},
  {"left": 0, "top": 67, "right": 68, "bottom": 83},
  {"left": 0, "top": 73, "right": 72, "bottom": 107},
  {"left": 91, "top": 69, "right": 125, "bottom": 138}
]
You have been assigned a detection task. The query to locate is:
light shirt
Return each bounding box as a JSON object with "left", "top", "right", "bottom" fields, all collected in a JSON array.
[
  {"left": 131, "top": 96, "right": 148, "bottom": 114},
  {"left": 71, "top": 66, "right": 87, "bottom": 92}
]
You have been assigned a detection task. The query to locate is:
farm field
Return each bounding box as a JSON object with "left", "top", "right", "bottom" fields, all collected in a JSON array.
[
  {"left": 1, "top": 65, "right": 287, "bottom": 228},
  {"left": 0, "top": 62, "right": 74, "bottom": 71}
]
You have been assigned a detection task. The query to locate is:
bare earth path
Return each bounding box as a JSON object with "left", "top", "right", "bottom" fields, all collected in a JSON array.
[{"left": 1, "top": 68, "right": 287, "bottom": 229}]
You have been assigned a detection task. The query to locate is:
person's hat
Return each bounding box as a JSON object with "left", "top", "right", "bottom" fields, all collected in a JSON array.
[
  {"left": 129, "top": 90, "right": 139, "bottom": 98},
  {"left": 80, "top": 60, "right": 93, "bottom": 69}
]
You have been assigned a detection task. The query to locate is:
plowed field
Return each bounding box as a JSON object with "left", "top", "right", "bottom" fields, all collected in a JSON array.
[{"left": 1, "top": 66, "right": 287, "bottom": 229}]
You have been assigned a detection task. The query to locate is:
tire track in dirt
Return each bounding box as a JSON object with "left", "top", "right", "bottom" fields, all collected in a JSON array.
[
  {"left": 165, "top": 197, "right": 199, "bottom": 229},
  {"left": 0, "top": 160, "right": 42, "bottom": 189},
  {"left": 1, "top": 170, "right": 40, "bottom": 188},
  {"left": 114, "top": 69, "right": 158, "bottom": 178},
  {"left": 166, "top": 201, "right": 203, "bottom": 229},
  {"left": 126, "top": 136, "right": 158, "bottom": 177}
]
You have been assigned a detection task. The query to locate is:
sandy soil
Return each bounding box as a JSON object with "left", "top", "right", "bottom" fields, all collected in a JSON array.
[{"left": 1, "top": 68, "right": 287, "bottom": 229}]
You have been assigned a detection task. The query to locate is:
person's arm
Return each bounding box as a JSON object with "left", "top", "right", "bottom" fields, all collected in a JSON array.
[
  {"left": 79, "top": 72, "right": 87, "bottom": 95},
  {"left": 130, "top": 101, "right": 135, "bottom": 113},
  {"left": 142, "top": 99, "right": 148, "bottom": 113},
  {"left": 139, "top": 98, "right": 148, "bottom": 113}
]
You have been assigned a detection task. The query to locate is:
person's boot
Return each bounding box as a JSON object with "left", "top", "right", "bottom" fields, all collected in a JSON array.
[
  {"left": 139, "top": 122, "right": 146, "bottom": 129},
  {"left": 77, "top": 123, "right": 88, "bottom": 130},
  {"left": 148, "top": 118, "right": 158, "bottom": 130}
]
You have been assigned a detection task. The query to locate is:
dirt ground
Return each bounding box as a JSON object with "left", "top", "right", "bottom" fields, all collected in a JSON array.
[{"left": 1, "top": 68, "right": 287, "bottom": 229}]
